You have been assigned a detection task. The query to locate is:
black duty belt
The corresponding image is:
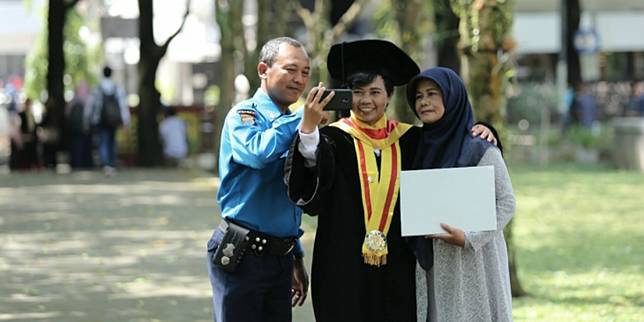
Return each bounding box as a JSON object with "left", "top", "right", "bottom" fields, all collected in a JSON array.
[{"left": 221, "top": 220, "right": 296, "bottom": 256}]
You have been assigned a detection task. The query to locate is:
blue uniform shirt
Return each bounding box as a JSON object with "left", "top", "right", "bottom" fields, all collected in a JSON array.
[{"left": 217, "top": 89, "right": 304, "bottom": 240}]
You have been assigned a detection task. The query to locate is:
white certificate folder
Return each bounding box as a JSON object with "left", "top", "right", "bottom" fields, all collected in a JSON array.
[{"left": 400, "top": 166, "right": 496, "bottom": 237}]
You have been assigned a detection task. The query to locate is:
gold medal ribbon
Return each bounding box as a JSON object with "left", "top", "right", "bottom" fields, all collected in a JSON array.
[{"left": 331, "top": 112, "right": 411, "bottom": 266}]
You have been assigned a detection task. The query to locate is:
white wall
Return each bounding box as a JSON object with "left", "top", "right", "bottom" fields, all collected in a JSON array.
[
  {"left": 513, "top": 11, "right": 644, "bottom": 54},
  {"left": 513, "top": 13, "right": 560, "bottom": 54},
  {"left": 0, "top": 0, "right": 45, "bottom": 54}
]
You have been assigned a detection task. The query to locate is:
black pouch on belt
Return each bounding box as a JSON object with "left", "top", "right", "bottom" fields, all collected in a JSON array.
[{"left": 212, "top": 221, "right": 250, "bottom": 272}]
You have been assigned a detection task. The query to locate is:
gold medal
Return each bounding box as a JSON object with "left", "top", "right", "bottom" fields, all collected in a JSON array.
[{"left": 364, "top": 230, "right": 386, "bottom": 252}]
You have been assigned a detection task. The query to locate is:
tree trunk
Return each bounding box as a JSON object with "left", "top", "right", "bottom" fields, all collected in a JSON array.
[
  {"left": 457, "top": 0, "right": 527, "bottom": 297},
  {"left": 137, "top": 0, "right": 189, "bottom": 167},
  {"left": 213, "top": 0, "right": 243, "bottom": 175},
  {"left": 271, "top": 0, "right": 290, "bottom": 37},
  {"left": 433, "top": 0, "right": 461, "bottom": 74},
  {"left": 295, "top": 0, "right": 330, "bottom": 86},
  {"left": 465, "top": 51, "right": 505, "bottom": 125},
  {"left": 136, "top": 58, "right": 163, "bottom": 167},
  {"left": 505, "top": 218, "right": 527, "bottom": 296},
  {"left": 244, "top": 0, "right": 292, "bottom": 93},
  {"left": 137, "top": 0, "right": 163, "bottom": 166},
  {"left": 390, "top": 0, "right": 426, "bottom": 124},
  {"left": 292, "top": 0, "right": 367, "bottom": 86},
  {"left": 245, "top": 1, "right": 266, "bottom": 93},
  {"left": 565, "top": 0, "right": 582, "bottom": 87},
  {"left": 45, "top": 0, "right": 70, "bottom": 166}
]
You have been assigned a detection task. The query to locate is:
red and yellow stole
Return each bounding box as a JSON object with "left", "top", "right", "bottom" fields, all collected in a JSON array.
[{"left": 331, "top": 112, "right": 412, "bottom": 266}]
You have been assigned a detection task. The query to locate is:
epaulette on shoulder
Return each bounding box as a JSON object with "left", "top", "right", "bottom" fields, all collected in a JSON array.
[{"left": 232, "top": 98, "right": 257, "bottom": 111}]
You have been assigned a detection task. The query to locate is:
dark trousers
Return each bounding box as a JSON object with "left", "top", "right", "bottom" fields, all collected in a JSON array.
[
  {"left": 206, "top": 228, "right": 294, "bottom": 322},
  {"left": 70, "top": 133, "right": 94, "bottom": 169}
]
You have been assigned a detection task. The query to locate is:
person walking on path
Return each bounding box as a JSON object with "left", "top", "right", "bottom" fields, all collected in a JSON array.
[{"left": 87, "top": 66, "right": 129, "bottom": 175}]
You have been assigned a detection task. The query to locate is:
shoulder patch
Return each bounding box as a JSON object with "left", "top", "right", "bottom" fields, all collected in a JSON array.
[{"left": 237, "top": 108, "right": 256, "bottom": 125}]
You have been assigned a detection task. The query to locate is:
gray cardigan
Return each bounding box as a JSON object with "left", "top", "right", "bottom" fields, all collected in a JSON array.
[{"left": 416, "top": 147, "right": 516, "bottom": 322}]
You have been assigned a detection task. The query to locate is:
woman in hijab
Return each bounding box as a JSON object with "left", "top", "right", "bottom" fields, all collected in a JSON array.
[
  {"left": 406, "top": 67, "right": 515, "bottom": 322},
  {"left": 67, "top": 81, "right": 94, "bottom": 169},
  {"left": 285, "top": 40, "right": 499, "bottom": 322}
]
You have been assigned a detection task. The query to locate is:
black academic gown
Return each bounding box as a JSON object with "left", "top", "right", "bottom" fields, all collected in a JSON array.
[{"left": 285, "top": 125, "right": 421, "bottom": 322}]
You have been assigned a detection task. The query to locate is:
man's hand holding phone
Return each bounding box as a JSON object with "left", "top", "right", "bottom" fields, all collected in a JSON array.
[{"left": 301, "top": 83, "right": 334, "bottom": 134}]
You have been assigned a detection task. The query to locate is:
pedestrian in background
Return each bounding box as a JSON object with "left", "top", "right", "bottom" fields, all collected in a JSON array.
[
  {"left": 159, "top": 106, "right": 188, "bottom": 167},
  {"left": 10, "top": 98, "right": 41, "bottom": 170},
  {"left": 573, "top": 83, "right": 598, "bottom": 128},
  {"left": 629, "top": 81, "right": 644, "bottom": 116},
  {"left": 0, "top": 101, "right": 12, "bottom": 169},
  {"left": 87, "top": 66, "right": 129, "bottom": 175},
  {"left": 66, "top": 81, "right": 94, "bottom": 170}
]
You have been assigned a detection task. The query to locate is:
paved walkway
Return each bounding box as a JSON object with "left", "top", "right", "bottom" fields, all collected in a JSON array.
[{"left": 0, "top": 169, "right": 315, "bottom": 322}]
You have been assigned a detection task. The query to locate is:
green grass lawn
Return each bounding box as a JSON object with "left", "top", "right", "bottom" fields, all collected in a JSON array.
[{"left": 510, "top": 164, "right": 644, "bottom": 321}]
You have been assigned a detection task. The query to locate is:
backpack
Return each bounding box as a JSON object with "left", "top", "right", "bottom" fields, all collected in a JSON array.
[{"left": 100, "top": 90, "right": 122, "bottom": 127}]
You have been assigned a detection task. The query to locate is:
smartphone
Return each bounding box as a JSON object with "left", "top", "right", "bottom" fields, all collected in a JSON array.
[{"left": 320, "top": 88, "right": 352, "bottom": 110}]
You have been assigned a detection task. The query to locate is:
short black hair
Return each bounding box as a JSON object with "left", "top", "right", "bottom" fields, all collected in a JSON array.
[
  {"left": 258, "top": 37, "right": 306, "bottom": 66},
  {"left": 346, "top": 71, "right": 394, "bottom": 97},
  {"left": 103, "top": 66, "right": 113, "bottom": 78}
]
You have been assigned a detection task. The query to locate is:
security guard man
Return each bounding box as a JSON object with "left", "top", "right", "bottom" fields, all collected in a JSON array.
[{"left": 207, "top": 37, "right": 334, "bottom": 322}]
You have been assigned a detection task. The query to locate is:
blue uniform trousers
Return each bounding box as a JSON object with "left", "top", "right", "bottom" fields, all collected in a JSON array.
[{"left": 207, "top": 228, "right": 294, "bottom": 322}]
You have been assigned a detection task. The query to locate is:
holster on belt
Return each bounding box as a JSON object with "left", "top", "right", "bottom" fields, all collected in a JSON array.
[{"left": 212, "top": 220, "right": 250, "bottom": 272}]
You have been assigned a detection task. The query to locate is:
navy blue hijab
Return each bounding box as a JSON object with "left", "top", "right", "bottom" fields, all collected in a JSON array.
[{"left": 407, "top": 67, "right": 491, "bottom": 170}]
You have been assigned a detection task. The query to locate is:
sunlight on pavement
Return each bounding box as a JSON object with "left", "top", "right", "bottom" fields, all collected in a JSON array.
[
  {"left": 0, "top": 312, "right": 62, "bottom": 321},
  {"left": 114, "top": 276, "right": 211, "bottom": 299},
  {"left": 0, "top": 170, "right": 222, "bottom": 322}
]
